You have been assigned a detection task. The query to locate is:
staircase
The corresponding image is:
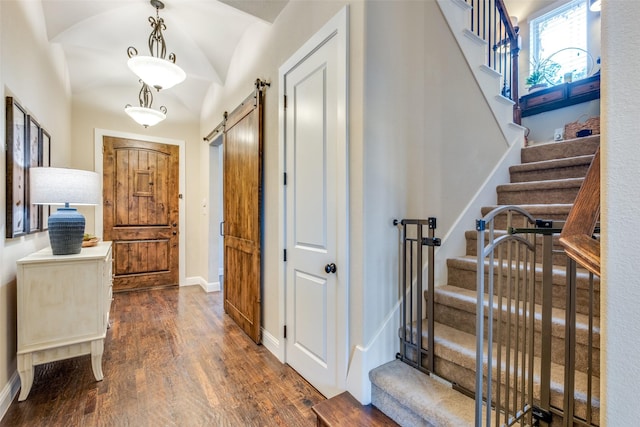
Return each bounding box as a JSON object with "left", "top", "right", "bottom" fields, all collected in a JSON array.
[
  {"left": 370, "top": 135, "right": 600, "bottom": 426},
  {"left": 366, "top": 1, "right": 600, "bottom": 424}
]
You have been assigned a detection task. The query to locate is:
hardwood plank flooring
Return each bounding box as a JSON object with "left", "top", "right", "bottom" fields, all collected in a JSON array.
[{"left": 1, "top": 286, "right": 325, "bottom": 426}]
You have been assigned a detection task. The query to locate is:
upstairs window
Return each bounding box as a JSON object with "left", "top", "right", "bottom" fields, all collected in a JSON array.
[{"left": 529, "top": 0, "right": 589, "bottom": 85}]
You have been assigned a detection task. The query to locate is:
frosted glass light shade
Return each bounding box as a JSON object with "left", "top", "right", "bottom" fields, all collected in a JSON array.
[
  {"left": 125, "top": 105, "right": 166, "bottom": 127},
  {"left": 30, "top": 167, "right": 100, "bottom": 206},
  {"left": 589, "top": 0, "right": 601, "bottom": 12},
  {"left": 127, "top": 56, "right": 186, "bottom": 91}
]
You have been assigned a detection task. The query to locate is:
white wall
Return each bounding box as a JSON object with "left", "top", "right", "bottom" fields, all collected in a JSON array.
[
  {"left": 0, "top": 0, "right": 72, "bottom": 413},
  {"left": 600, "top": 1, "right": 640, "bottom": 423},
  {"left": 345, "top": 0, "right": 511, "bottom": 400},
  {"left": 200, "top": 0, "right": 511, "bottom": 402}
]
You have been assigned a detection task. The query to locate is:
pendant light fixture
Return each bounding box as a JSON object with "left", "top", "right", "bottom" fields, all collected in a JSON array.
[
  {"left": 127, "top": 0, "right": 186, "bottom": 91},
  {"left": 125, "top": 81, "right": 167, "bottom": 127}
]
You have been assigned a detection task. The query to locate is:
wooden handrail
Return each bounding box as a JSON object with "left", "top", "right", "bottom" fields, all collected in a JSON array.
[{"left": 559, "top": 147, "right": 600, "bottom": 276}]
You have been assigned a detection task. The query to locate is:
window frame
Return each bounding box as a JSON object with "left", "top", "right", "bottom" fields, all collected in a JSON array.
[{"left": 528, "top": 0, "right": 589, "bottom": 85}]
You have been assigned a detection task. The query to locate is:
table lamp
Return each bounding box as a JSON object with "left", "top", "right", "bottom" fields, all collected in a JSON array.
[{"left": 30, "top": 167, "right": 100, "bottom": 255}]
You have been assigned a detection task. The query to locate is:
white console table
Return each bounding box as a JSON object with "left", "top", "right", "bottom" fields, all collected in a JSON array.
[{"left": 16, "top": 241, "right": 113, "bottom": 401}]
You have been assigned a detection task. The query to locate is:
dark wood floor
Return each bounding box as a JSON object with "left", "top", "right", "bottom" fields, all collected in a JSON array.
[{"left": 1, "top": 286, "right": 325, "bottom": 426}]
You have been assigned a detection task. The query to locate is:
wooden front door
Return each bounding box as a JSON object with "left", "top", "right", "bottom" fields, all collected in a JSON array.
[
  {"left": 103, "top": 136, "right": 179, "bottom": 292},
  {"left": 223, "top": 89, "right": 263, "bottom": 344}
]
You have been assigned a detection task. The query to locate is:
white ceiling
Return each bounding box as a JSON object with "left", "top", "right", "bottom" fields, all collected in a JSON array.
[{"left": 40, "top": 0, "right": 287, "bottom": 120}]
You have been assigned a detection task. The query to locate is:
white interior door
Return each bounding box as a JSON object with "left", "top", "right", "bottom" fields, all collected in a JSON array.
[{"left": 283, "top": 8, "right": 348, "bottom": 398}]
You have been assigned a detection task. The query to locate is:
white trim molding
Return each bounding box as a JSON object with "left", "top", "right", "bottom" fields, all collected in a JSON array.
[
  {"left": 261, "top": 328, "right": 280, "bottom": 360},
  {"left": 0, "top": 372, "right": 20, "bottom": 422},
  {"left": 183, "top": 276, "right": 220, "bottom": 293}
]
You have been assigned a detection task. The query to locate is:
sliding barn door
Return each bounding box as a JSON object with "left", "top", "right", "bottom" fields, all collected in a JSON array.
[{"left": 223, "top": 89, "right": 264, "bottom": 343}]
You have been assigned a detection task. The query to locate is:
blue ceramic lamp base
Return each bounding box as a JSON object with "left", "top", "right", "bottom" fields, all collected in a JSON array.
[{"left": 48, "top": 206, "right": 86, "bottom": 255}]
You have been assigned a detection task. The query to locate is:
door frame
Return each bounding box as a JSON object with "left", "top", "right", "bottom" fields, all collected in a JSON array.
[
  {"left": 94, "top": 128, "right": 186, "bottom": 286},
  {"left": 277, "top": 6, "right": 349, "bottom": 386}
]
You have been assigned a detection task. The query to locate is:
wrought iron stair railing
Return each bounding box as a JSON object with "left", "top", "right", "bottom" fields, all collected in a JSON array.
[
  {"left": 475, "top": 207, "right": 600, "bottom": 426},
  {"left": 465, "top": 0, "right": 522, "bottom": 124}
]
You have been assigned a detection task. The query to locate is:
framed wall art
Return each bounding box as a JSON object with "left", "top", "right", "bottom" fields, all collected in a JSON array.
[
  {"left": 5, "top": 97, "right": 28, "bottom": 238},
  {"left": 27, "top": 116, "right": 42, "bottom": 233},
  {"left": 41, "top": 129, "right": 51, "bottom": 229}
]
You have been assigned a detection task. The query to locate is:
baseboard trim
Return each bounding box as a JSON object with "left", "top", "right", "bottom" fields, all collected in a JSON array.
[
  {"left": 261, "top": 327, "right": 282, "bottom": 362},
  {"left": 182, "top": 276, "right": 220, "bottom": 293},
  {"left": 0, "top": 372, "right": 20, "bottom": 422},
  {"left": 346, "top": 302, "right": 401, "bottom": 405}
]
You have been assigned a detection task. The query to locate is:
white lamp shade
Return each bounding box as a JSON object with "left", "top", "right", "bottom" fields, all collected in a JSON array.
[
  {"left": 127, "top": 56, "right": 186, "bottom": 91},
  {"left": 125, "top": 105, "right": 166, "bottom": 127},
  {"left": 589, "top": 0, "right": 601, "bottom": 12},
  {"left": 30, "top": 167, "right": 100, "bottom": 206}
]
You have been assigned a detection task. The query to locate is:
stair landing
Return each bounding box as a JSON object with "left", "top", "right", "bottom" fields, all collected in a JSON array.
[
  {"left": 312, "top": 391, "right": 397, "bottom": 427},
  {"left": 370, "top": 360, "right": 479, "bottom": 426}
]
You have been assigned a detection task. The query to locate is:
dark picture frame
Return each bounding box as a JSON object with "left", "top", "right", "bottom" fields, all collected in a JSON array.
[
  {"left": 5, "top": 97, "right": 28, "bottom": 238},
  {"left": 27, "top": 116, "right": 42, "bottom": 233}
]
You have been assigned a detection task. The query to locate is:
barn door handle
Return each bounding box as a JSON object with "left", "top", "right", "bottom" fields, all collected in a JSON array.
[
  {"left": 324, "top": 263, "right": 337, "bottom": 274},
  {"left": 219, "top": 221, "right": 225, "bottom": 236}
]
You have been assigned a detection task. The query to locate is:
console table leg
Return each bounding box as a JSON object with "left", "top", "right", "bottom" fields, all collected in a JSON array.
[
  {"left": 91, "top": 340, "right": 104, "bottom": 381},
  {"left": 17, "top": 353, "right": 34, "bottom": 401}
]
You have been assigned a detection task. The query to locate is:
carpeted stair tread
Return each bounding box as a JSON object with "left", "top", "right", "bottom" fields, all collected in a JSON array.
[
  {"left": 480, "top": 203, "right": 573, "bottom": 217},
  {"left": 464, "top": 229, "right": 570, "bottom": 266},
  {"left": 432, "top": 285, "right": 600, "bottom": 348},
  {"left": 509, "top": 155, "right": 594, "bottom": 182},
  {"left": 497, "top": 177, "right": 584, "bottom": 192},
  {"left": 521, "top": 136, "right": 600, "bottom": 163},
  {"left": 447, "top": 255, "right": 600, "bottom": 291},
  {"left": 511, "top": 154, "right": 594, "bottom": 173},
  {"left": 496, "top": 178, "right": 583, "bottom": 204},
  {"left": 405, "top": 321, "right": 600, "bottom": 423},
  {"left": 479, "top": 204, "right": 575, "bottom": 229},
  {"left": 370, "top": 360, "right": 478, "bottom": 426}
]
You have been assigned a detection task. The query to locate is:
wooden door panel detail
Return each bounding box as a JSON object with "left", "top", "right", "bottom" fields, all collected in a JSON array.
[
  {"left": 223, "top": 89, "right": 263, "bottom": 344},
  {"left": 224, "top": 236, "right": 260, "bottom": 334},
  {"left": 114, "top": 148, "right": 169, "bottom": 226},
  {"left": 113, "top": 240, "right": 170, "bottom": 275},
  {"left": 104, "top": 137, "right": 179, "bottom": 292}
]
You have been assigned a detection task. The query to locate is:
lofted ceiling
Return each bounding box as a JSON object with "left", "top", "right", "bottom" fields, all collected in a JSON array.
[{"left": 40, "top": 0, "right": 287, "bottom": 121}]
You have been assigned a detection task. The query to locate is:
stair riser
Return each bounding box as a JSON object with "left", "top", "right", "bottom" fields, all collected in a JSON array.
[
  {"left": 446, "top": 264, "right": 600, "bottom": 317},
  {"left": 510, "top": 164, "right": 591, "bottom": 183},
  {"left": 427, "top": 357, "right": 600, "bottom": 425},
  {"left": 370, "top": 385, "right": 427, "bottom": 427},
  {"left": 497, "top": 186, "right": 580, "bottom": 205},
  {"left": 479, "top": 209, "right": 571, "bottom": 230},
  {"left": 432, "top": 304, "right": 600, "bottom": 376},
  {"left": 521, "top": 137, "right": 600, "bottom": 163},
  {"left": 466, "top": 232, "right": 569, "bottom": 267}
]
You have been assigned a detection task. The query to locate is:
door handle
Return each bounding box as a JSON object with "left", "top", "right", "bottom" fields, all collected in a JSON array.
[
  {"left": 324, "top": 263, "right": 337, "bottom": 274},
  {"left": 219, "top": 221, "right": 225, "bottom": 237}
]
